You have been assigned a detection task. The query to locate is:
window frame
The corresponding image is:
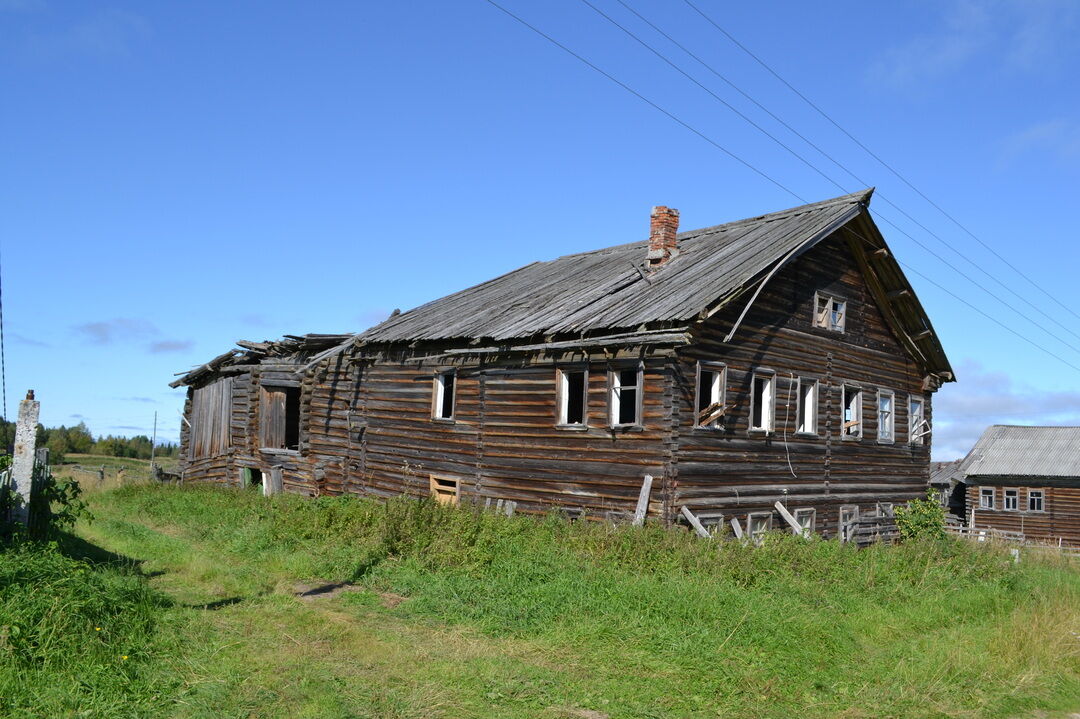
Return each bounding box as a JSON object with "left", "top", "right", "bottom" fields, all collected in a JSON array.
[
  {"left": 793, "top": 508, "right": 816, "bottom": 537},
  {"left": 608, "top": 362, "right": 644, "bottom": 429},
  {"left": 694, "top": 361, "right": 727, "bottom": 430},
  {"left": 979, "top": 487, "right": 995, "bottom": 510},
  {"left": 555, "top": 366, "right": 589, "bottom": 429},
  {"left": 840, "top": 384, "right": 863, "bottom": 440},
  {"left": 795, "top": 377, "right": 818, "bottom": 436},
  {"left": 1028, "top": 489, "right": 1045, "bottom": 512},
  {"left": 749, "top": 369, "right": 776, "bottom": 434},
  {"left": 431, "top": 369, "right": 457, "bottom": 422},
  {"left": 909, "top": 396, "right": 927, "bottom": 445},
  {"left": 1003, "top": 488, "right": 1019, "bottom": 512},
  {"left": 814, "top": 291, "right": 847, "bottom": 333},
  {"left": 877, "top": 389, "right": 895, "bottom": 444},
  {"left": 747, "top": 511, "right": 773, "bottom": 542},
  {"left": 258, "top": 381, "right": 302, "bottom": 453}
]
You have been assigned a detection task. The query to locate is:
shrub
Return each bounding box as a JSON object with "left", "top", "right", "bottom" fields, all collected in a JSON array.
[{"left": 895, "top": 492, "right": 947, "bottom": 541}]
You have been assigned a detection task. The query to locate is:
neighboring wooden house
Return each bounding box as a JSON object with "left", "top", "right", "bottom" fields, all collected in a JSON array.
[
  {"left": 173, "top": 189, "right": 954, "bottom": 538},
  {"left": 929, "top": 459, "right": 965, "bottom": 518},
  {"left": 960, "top": 425, "right": 1080, "bottom": 545}
]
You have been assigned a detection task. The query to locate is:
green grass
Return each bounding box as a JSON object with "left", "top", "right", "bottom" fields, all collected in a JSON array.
[
  {"left": 51, "top": 453, "right": 179, "bottom": 490},
  {"left": 4, "top": 484, "right": 1079, "bottom": 718}
]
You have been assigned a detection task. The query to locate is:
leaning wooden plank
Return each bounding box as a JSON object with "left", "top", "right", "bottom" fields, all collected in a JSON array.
[
  {"left": 680, "top": 506, "right": 711, "bottom": 539},
  {"left": 774, "top": 501, "right": 805, "bottom": 536},
  {"left": 632, "top": 474, "right": 653, "bottom": 526},
  {"left": 729, "top": 516, "right": 744, "bottom": 539}
]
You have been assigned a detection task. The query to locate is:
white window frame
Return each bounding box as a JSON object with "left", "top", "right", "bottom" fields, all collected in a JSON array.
[
  {"left": 432, "top": 370, "right": 456, "bottom": 421},
  {"left": 909, "top": 396, "right": 927, "bottom": 445},
  {"left": 1028, "top": 489, "right": 1045, "bottom": 512},
  {"left": 694, "top": 361, "right": 726, "bottom": 429},
  {"left": 609, "top": 363, "right": 644, "bottom": 429},
  {"left": 979, "top": 487, "right": 995, "bottom": 510},
  {"left": 877, "top": 389, "right": 895, "bottom": 444},
  {"left": 747, "top": 512, "right": 773, "bottom": 543},
  {"left": 1003, "top": 488, "right": 1019, "bottom": 512},
  {"left": 793, "top": 508, "right": 816, "bottom": 537},
  {"left": 556, "top": 366, "right": 589, "bottom": 428},
  {"left": 841, "top": 384, "right": 862, "bottom": 439},
  {"left": 795, "top": 377, "right": 818, "bottom": 435},
  {"left": 814, "top": 291, "right": 846, "bottom": 333},
  {"left": 749, "top": 370, "right": 775, "bottom": 433}
]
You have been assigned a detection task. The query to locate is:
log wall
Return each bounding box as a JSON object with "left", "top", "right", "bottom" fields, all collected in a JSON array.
[{"left": 964, "top": 483, "right": 1080, "bottom": 545}]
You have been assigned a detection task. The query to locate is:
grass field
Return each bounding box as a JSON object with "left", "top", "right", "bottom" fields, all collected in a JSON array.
[
  {"left": 51, "top": 453, "right": 179, "bottom": 490},
  {"left": 2, "top": 483, "right": 1079, "bottom": 718}
]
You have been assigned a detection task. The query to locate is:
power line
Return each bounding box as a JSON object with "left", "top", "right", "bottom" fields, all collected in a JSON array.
[
  {"left": 583, "top": 0, "right": 1080, "bottom": 356},
  {"left": 482, "top": 0, "right": 1080, "bottom": 377},
  {"left": 611, "top": 0, "right": 1080, "bottom": 348},
  {"left": 682, "top": 0, "right": 1080, "bottom": 326}
]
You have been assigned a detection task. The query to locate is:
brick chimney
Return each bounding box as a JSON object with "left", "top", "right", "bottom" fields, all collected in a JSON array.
[{"left": 646, "top": 205, "right": 680, "bottom": 267}]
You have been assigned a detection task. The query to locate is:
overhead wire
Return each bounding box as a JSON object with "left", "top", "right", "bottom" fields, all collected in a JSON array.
[
  {"left": 482, "top": 0, "right": 1080, "bottom": 376},
  {"left": 681, "top": 0, "right": 1080, "bottom": 326}
]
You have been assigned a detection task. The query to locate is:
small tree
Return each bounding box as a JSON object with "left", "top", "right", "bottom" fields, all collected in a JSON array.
[{"left": 895, "top": 491, "right": 947, "bottom": 542}]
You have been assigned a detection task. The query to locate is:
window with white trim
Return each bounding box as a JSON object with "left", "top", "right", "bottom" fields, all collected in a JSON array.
[
  {"left": 609, "top": 365, "right": 643, "bottom": 427},
  {"left": 909, "top": 397, "right": 927, "bottom": 445},
  {"left": 979, "top": 487, "right": 994, "bottom": 510},
  {"left": 750, "top": 372, "right": 775, "bottom": 432},
  {"left": 841, "top": 385, "right": 862, "bottom": 438},
  {"left": 794, "top": 508, "right": 815, "bottom": 536},
  {"left": 694, "top": 361, "right": 726, "bottom": 428},
  {"left": 1028, "top": 490, "right": 1044, "bottom": 512},
  {"left": 1004, "top": 488, "right": 1019, "bottom": 511},
  {"left": 556, "top": 368, "right": 588, "bottom": 427},
  {"left": 432, "top": 370, "right": 456, "bottom": 420},
  {"left": 877, "top": 390, "right": 894, "bottom": 443},
  {"left": 796, "top": 378, "right": 817, "bottom": 434},
  {"left": 814, "top": 292, "right": 846, "bottom": 332},
  {"left": 747, "top": 512, "right": 773, "bottom": 542}
]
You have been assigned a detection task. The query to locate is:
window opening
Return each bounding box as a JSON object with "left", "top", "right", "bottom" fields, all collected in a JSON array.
[
  {"left": 796, "top": 378, "right": 817, "bottom": 434},
  {"left": 750, "top": 373, "right": 774, "bottom": 432},
  {"left": 430, "top": 475, "right": 460, "bottom": 505},
  {"left": 841, "top": 385, "right": 862, "bottom": 438},
  {"left": 558, "top": 369, "right": 588, "bottom": 426},
  {"left": 610, "top": 366, "right": 642, "bottom": 427},
  {"left": 433, "top": 371, "right": 456, "bottom": 420},
  {"left": 695, "top": 362, "right": 726, "bottom": 428},
  {"left": 814, "top": 293, "right": 846, "bottom": 332},
  {"left": 1028, "top": 490, "right": 1044, "bottom": 512},
  {"left": 260, "top": 385, "right": 301, "bottom": 451},
  {"left": 878, "top": 390, "right": 894, "bottom": 443},
  {"left": 909, "top": 397, "right": 927, "bottom": 445},
  {"left": 979, "top": 487, "right": 994, "bottom": 510},
  {"left": 1004, "top": 488, "right": 1019, "bottom": 511}
]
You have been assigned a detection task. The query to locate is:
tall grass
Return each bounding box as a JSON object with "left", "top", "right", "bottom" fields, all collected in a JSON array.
[{"left": 88, "top": 484, "right": 1080, "bottom": 718}]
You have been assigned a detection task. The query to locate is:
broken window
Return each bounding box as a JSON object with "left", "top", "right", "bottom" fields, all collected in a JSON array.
[
  {"left": 432, "top": 370, "right": 456, "bottom": 420},
  {"left": 750, "top": 372, "right": 775, "bottom": 432},
  {"left": 1004, "top": 488, "right": 1019, "bottom": 511},
  {"left": 747, "top": 512, "right": 773, "bottom": 543},
  {"left": 610, "top": 364, "right": 643, "bottom": 427},
  {"left": 909, "top": 396, "right": 927, "bottom": 445},
  {"left": 841, "top": 385, "right": 862, "bottom": 438},
  {"left": 557, "top": 368, "right": 588, "bottom": 427},
  {"left": 796, "top": 378, "right": 817, "bottom": 434},
  {"left": 695, "top": 361, "right": 726, "bottom": 428},
  {"left": 877, "top": 390, "right": 895, "bottom": 443},
  {"left": 259, "top": 384, "right": 301, "bottom": 451},
  {"left": 794, "top": 508, "right": 816, "bottom": 537},
  {"left": 430, "top": 475, "right": 460, "bottom": 506},
  {"left": 190, "top": 377, "right": 233, "bottom": 459},
  {"left": 979, "top": 487, "right": 994, "bottom": 510},
  {"left": 814, "top": 292, "right": 846, "bottom": 332},
  {"left": 1028, "top": 490, "right": 1044, "bottom": 512}
]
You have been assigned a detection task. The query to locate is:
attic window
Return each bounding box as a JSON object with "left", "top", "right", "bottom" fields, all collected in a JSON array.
[
  {"left": 814, "top": 292, "right": 846, "bottom": 332},
  {"left": 695, "top": 361, "right": 726, "bottom": 428},
  {"left": 610, "top": 364, "right": 643, "bottom": 428},
  {"left": 749, "top": 371, "right": 775, "bottom": 433},
  {"left": 432, "top": 370, "right": 456, "bottom": 421},
  {"left": 557, "top": 368, "right": 588, "bottom": 427},
  {"left": 259, "top": 384, "right": 301, "bottom": 451},
  {"left": 841, "top": 385, "right": 862, "bottom": 439}
]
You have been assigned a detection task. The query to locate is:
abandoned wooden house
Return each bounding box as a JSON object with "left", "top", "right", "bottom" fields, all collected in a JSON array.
[
  {"left": 960, "top": 425, "right": 1080, "bottom": 546},
  {"left": 172, "top": 189, "right": 954, "bottom": 538}
]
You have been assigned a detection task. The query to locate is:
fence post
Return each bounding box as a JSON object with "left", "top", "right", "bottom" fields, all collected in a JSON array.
[{"left": 9, "top": 390, "right": 41, "bottom": 526}]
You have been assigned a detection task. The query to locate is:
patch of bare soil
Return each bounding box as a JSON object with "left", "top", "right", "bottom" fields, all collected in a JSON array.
[
  {"left": 378, "top": 591, "right": 407, "bottom": 608},
  {"left": 293, "top": 581, "right": 360, "bottom": 601}
]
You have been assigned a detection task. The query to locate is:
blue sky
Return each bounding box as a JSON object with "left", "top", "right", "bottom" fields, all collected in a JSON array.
[{"left": 2, "top": 0, "right": 1079, "bottom": 458}]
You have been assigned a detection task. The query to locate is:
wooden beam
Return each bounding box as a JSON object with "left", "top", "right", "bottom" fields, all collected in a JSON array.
[
  {"left": 774, "top": 501, "right": 805, "bottom": 536},
  {"left": 729, "top": 516, "right": 744, "bottom": 539},
  {"left": 680, "top": 506, "right": 711, "bottom": 539},
  {"left": 887, "top": 289, "right": 911, "bottom": 300},
  {"left": 632, "top": 474, "right": 653, "bottom": 526}
]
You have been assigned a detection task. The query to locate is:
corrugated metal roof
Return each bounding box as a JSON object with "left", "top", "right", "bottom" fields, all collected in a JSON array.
[
  {"left": 359, "top": 190, "right": 870, "bottom": 343},
  {"left": 961, "top": 425, "right": 1080, "bottom": 478}
]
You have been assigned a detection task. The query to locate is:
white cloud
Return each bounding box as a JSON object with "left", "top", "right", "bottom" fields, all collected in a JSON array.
[
  {"left": 1000, "top": 119, "right": 1080, "bottom": 164},
  {"left": 932, "top": 358, "right": 1080, "bottom": 459}
]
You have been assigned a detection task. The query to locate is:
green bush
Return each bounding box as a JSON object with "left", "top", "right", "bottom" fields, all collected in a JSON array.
[{"left": 894, "top": 492, "right": 948, "bottom": 541}]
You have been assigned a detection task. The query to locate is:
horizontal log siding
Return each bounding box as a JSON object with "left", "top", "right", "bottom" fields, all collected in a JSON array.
[
  {"left": 965, "top": 484, "right": 1080, "bottom": 545},
  {"left": 674, "top": 233, "right": 932, "bottom": 537}
]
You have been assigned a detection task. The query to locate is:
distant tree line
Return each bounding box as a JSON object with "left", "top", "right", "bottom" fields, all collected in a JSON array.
[{"left": 0, "top": 419, "right": 179, "bottom": 465}]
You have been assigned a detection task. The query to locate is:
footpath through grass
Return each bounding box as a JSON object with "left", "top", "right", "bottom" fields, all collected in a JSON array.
[{"left": 3, "top": 483, "right": 1080, "bottom": 718}]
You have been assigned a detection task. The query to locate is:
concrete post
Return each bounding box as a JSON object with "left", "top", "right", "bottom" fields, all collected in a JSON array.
[{"left": 10, "top": 390, "right": 40, "bottom": 525}]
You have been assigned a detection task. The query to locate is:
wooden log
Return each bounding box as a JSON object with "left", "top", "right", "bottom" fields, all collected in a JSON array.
[{"left": 633, "top": 474, "right": 653, "bottom": 526}]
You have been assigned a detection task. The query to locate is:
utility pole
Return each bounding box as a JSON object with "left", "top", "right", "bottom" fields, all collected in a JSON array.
[{"left": 10, "top": 390, "right": 40, "bottom": 525}]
